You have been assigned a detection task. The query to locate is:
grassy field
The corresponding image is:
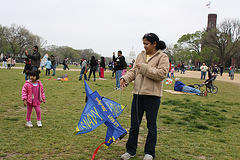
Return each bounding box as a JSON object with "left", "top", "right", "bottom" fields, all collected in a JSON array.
[{"left": 0, "top": 68, "right": 240, "bottom": 160}]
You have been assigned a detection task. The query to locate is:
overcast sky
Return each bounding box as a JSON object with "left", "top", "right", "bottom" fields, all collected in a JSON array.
[{"left": 1, "top": 0, "right": 240, "bottom": 58}]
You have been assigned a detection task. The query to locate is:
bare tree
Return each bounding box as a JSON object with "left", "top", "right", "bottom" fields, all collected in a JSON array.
[
  {"left": 3, "top": 24, "right": 47, "bottom": 61},
  {"left": 4, "top": 24, "right": 32, "bottom": 59},
  {"left": 201, "top": 18, "right": 240, "bottom": 67}
]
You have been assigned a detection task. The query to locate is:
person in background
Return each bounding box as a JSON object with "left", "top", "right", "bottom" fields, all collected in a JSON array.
[
  {"left": 177, "top": 63, "right": 181, "bottom": 72},
  {"left": 22, "top": 70, "right": 46, "bottom": 127},
  {"left": 7, "top": 56, "right": 12, "bottom": 69},
  {"left": 167, "top": 59, "right": 171, "bottom": 78},
  {"left": 113, "top": 50, "right": 125, "bottom": 90},
  {"left": 213, "top": 64, "right": 218, "bottom": 74},
  {"left": 12, "top": 58, "right": 16, "bottom": 67},
  {"left": 229, "top": 66, "right": 234, "bottom": 80},
  {"left": 111, "top": 60, "right": 116, "bottom": 79},
  {"left": 120, "top": 33, "right": 169, "bottom": 160},
  {"left": 79, "top": 58, "right": 88, "bottom": 80},
  {"left": 108, "top": 61, "right": 113, "bottom": 71},
  {"left": 2, "top": 54, "right": 8, "bottom": 69},
  {"left": 122, "top": 60, "right": 127, "bottom": 76},
  {"left": 63, "top": 58, "right": 67, "bottom": 70},
  {"left": 174, "top": 78, "right": 204, "bottom": 96},
  {"left": 88, "top": 56, "right": 98, "bottom": 81},
  {"left": 97, "top": 60, "right": 100, "bottom": 78},
  {"left": 25, "top": 46, "right": 41, "bottom": 70},
  {"left": 100, "top": 56, "right": 105, "bottom": 78},
  {"left": 50, "top": 55, "right": 57, "bottom": 76},
  {"left": 170, "top": 65, "right": 175, "bottom": 78},
  {"left": 45, "top": 58, "right": 52, "bottom": 76},
  {"left": 130, "top": 59, "right": 135, "bottom": 69},
  {"left": 219, "top": 64, "right": 223, "bottom": 76},
  {"left": 180, "top": 62, "right": 185, "bottom": 74},
  {"left": 200, "top": 63, "right": 208, "bottom": 80},
  {"left": 23, "top": 58, "right": 31, "bottom": 81},
  {"left": 65, "top": 58, "right": 70, "bottom": 70}
]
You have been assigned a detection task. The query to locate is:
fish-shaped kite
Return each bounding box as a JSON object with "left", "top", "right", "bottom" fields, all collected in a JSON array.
[{"left": 74, "top": 81, "right": 127, "bottom": 159}]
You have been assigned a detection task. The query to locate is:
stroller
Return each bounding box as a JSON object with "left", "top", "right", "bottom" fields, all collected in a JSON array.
[{"left": 193, "top": 70, "right": 218, "bottom": 94}]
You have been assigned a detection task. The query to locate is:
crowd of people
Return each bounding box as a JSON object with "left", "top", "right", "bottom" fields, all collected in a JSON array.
[
  {"left": 78, "top": 51, "right": 128, "bottom": 90},
  {"left": 199, "top": 62, "right": 236, "bottom": 80},
  {"left": 164, "top": 60, "right": 237, "bottom": 82}
]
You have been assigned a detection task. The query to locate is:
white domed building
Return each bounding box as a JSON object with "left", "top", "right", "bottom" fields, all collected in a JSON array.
[{"left": 126, "top": 47, "right": 136, "bottom": 64}]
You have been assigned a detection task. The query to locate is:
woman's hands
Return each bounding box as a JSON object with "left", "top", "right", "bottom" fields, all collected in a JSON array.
[{"left": 120, "top": 78, "right": 128, "bottom": 90}]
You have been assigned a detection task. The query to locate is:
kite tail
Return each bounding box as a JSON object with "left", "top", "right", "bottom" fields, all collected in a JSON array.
[{"left": 91, "top": 142, "right": 106, "bottom": 160}]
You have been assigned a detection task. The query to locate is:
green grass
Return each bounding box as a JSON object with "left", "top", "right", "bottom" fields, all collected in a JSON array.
[{"left": 0, "top": 68, "right": 240, "bottom": 159}]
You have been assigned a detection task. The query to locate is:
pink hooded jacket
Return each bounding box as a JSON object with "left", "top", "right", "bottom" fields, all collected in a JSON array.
[{"left": 22, "top": 80, "right": 45, "bottom": 105}]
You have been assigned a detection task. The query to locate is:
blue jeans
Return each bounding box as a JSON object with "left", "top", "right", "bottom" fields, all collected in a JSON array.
[
  {"left": 201, "top": 71, "right": 206, "bottom": 80},
  {"left": 181, "top": 68, "right": 185, "bottom": 74},
  {"left": 126, "top": 94, "right": 161, "bottom": 158},
  {"left": 52, "top": 64, "right": 57, "bottom": 76},
  {"left": 25, "top": 73, "right": 30, "bottom": 81},
  {"left": 116, "top": 70, "right": 122, "bottom": 88},
  {"left": 79, "top": 67, "right": 87, "bottom": 80},
  {"left": 182, "top": 86, "right": 201, "bottom": 95}
]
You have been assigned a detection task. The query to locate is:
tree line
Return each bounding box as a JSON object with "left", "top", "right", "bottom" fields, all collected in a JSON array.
[
  {"left": 165, "top": 18, "right": 240, "bottom": 69},
  {"left": 0, "top": 24, "right": 101, "bottom": 63}
]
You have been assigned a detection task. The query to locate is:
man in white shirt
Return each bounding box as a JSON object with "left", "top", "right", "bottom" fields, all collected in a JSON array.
[{"left": 200, "top": 63, "right": 208, "bottom": 80}]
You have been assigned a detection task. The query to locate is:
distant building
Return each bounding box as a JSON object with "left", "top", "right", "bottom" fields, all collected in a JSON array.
[
  {"left": 207, "top": 14, "right": 217, "bottom": 32},
  {"left": 126, "top": 47, "right": 136, "bottom": 64}
]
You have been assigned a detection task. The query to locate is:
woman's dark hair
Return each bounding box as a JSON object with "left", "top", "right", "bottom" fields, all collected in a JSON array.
[
  {"left": 29, "top": 70, "right": 41, "bottom": 80},
  {"left": 25, "top": 58, "right": 29, "bottom": 62},
  {"left": 143, "top": 33, "right": 166, "bottom": 50},
  {"left": 101, "top": 56, "right": 105, "bottom": 61},
  {"left": 91, "top": 56, "right": 95, "bottom": 61},
  {"left": 90, "top": 56, "right": 97, "bottom": 67}
]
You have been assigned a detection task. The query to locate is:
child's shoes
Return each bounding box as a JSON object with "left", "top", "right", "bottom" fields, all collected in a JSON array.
[
  {"left": 26, "top": 121, "right": 33, "bottom": 127},
  {"left": 37, "top": 120, "right": 42, "bottom": 127}
]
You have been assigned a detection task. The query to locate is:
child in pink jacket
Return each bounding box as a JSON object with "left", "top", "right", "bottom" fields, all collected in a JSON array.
[{"left": 22, "top": 70, "right": 46, "bottom": 127}]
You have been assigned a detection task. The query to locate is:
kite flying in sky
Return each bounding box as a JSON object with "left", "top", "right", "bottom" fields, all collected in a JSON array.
[{"left": 74, "top": 81, "right": 127, "bottom": 159}]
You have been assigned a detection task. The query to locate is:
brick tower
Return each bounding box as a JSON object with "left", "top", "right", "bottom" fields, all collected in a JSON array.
[{"left": 207, "top": 14, "right": 217, "bottom": 32}]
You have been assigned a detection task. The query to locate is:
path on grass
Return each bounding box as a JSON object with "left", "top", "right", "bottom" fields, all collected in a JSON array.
[
  {"left": 11, "top": 66, "right": 240, "bottom": 85},
  {"left": 174, "top": 70, "right": 240, "bottom": 85}
]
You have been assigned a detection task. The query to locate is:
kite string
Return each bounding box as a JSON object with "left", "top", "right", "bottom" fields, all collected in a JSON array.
[
  {"left": 103, "top": 89, "right": 118, "bottom": 98},
  {"left": 103, "top": 89, "right": 123, "bottom": 104}
]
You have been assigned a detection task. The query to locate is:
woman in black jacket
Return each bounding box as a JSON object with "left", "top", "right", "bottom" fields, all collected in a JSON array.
[{"left": 88, "top": 56, "right": 98, "bottom": 81}]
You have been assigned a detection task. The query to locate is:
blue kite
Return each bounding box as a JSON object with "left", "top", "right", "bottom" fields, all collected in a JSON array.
[{"left": 74, "top": 81, "right": 127, "bottom": 159}]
